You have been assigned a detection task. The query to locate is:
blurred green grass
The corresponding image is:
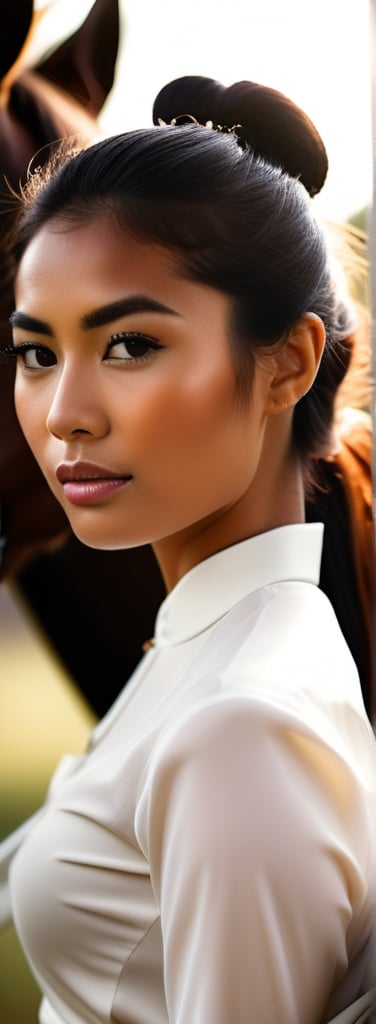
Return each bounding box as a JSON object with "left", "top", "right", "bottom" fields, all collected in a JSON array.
[
  {"left": 0, "top": 795, "right": 46, "bottom": 1024},
  {"left": 0, "top": 584, "right": 96, "bottom": 1023}
]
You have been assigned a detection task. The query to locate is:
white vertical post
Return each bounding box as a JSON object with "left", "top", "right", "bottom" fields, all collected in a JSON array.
[{"left": 368, "top": 0, "right": 376, "bottom": 722}]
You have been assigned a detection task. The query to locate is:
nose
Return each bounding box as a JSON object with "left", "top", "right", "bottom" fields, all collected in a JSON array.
[{"left": 46, "top": 364, "right": 110, "bottom": 441}]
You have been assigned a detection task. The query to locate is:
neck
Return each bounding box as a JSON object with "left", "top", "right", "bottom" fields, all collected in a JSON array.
[{"left": 152, "top": 449, "right": 306, "bottom": 593}]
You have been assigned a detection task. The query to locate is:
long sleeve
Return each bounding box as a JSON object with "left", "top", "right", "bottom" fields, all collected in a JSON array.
[{"left": 136, "top": 694, "right": 374, "bottom": 1024}]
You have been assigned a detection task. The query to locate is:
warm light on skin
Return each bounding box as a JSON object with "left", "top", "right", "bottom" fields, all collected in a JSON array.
[{"left": 13, "top": 215, "right": 324, "bottom": 589}]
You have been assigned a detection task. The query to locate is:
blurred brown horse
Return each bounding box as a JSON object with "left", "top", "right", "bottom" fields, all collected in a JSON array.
[{"left": 0, "top": 1, "right": 165, "bottom": 716}]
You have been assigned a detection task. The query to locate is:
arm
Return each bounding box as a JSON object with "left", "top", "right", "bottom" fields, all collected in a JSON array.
[{"left": 136, "top": 695, "right": 370, "bottom": 1024}]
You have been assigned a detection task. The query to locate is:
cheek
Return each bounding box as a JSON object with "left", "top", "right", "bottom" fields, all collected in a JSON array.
[
  {"left": 14, "top": 378, "right": 48, "bottom": 454},
  {"left": 122, "top": 359, "right": 239, "bottom": 445},
  {"left": 14, "top": 381, "right": 33, "bottom": 440},
  {"left": 119, "top": 368, "right": 257, "bottom": 492}
]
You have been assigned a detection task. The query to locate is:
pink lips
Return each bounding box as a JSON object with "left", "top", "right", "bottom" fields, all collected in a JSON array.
[{"left": 56, "top": 462, "right": 132, "bottom": 506}]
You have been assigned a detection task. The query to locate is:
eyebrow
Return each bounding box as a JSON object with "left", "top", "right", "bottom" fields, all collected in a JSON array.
[
  {"left": 81, "top": 296, "right": 181, "bottom": 329},
  {"left": 9, "top": 296, "right": 181, "bottom": 336},
  {"left": 9, "top": 311, "right": 53, "bottom": 336}
]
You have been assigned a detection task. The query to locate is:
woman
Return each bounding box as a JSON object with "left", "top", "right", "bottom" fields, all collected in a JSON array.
[{"left": 3, "top": 76, "right": 376, "bottom": 1024}]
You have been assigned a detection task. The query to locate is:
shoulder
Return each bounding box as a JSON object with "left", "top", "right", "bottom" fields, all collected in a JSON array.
[
  {"left": 137, "top": 680, "right": 376, "bottom": 849},
  {"left": 219, "top": 579, "right": 360, "bottom": 712},
  {"left": 142, "top": 581, "right": 371, "bottom": 802},
  {"left": 135, "top": 687, "right": 376, "bottom": 936},
  {"left": 135, "top": 580, "right": 376, "bottom": 865}
]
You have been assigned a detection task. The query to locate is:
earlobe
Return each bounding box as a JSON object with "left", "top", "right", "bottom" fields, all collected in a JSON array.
[{"left": 265, "top": 313, "right": 326, "bottom": 415}]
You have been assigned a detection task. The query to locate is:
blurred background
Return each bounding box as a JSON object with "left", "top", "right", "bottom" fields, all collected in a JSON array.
[{"left": 0, "top": 0, "right": 373, "bottom": 1020}]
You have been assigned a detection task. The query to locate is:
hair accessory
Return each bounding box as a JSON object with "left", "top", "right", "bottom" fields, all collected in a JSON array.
[
  {"left": 157, "top": 114, "right": 199, "bottom": 126},
  {"left": 157, "top": 114, "right": 243, "bottom": 135},
  {"left": 210, "top": 122, "right": 242, "bottom": 134}
]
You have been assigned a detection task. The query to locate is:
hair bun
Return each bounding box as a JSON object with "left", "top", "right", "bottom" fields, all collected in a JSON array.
[{"left": 153, "top": 75, "right": 328, "bottom": 197}]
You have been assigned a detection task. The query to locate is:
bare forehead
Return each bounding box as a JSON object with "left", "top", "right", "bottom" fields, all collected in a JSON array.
[
  {"left": 14, "top": 216, "right": 181, "bottom": 307},
  {"left": 13, "top": 215, "right": 232, "bottom": 332},
  {"left": 17, "top": 214, "right": 172, "bottom": 270}
]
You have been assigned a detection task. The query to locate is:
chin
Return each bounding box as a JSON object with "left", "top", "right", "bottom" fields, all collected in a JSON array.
[{"left": 68, "top": 520, "right": 151, "bottom": 552}]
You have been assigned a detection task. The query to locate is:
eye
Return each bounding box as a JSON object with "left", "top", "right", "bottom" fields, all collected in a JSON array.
[
  {"left": 105, "top": 332, "right": 162, "bottom": 362},
  {"left": 9, "top": 343, "right": 57, "bottom": 369}
]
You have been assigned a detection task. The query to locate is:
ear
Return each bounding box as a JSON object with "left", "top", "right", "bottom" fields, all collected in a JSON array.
[{"left": 265, "top": 313, "right": 326, "bottom": 415}]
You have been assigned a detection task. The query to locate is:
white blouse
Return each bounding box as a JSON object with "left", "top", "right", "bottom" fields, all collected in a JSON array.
[{"left": 7, "top": 524, "right": 376, "bottom": 1024}]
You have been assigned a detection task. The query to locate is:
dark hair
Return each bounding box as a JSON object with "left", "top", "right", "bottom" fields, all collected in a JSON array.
[{"left": 12, "top": 75, "right": 354, "bottom": 467}]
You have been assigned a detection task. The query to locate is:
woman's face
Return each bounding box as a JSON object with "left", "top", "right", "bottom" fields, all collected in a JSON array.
[{"left": 13, "top": 215, "right": 275, "bottom": 574}]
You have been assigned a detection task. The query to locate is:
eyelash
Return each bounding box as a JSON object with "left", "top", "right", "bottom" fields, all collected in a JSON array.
[
  {"left": 2, "top": 332, "right": 163, "bottom": 368},
  {"left": 105, "top": 332, "right": 162, "bottom": 363},
  {"left": 1, "top": 342, "right": 25, "bottom": 359},
  {"left": 2, "top": 342, "right": 56, "bottom": 368}
]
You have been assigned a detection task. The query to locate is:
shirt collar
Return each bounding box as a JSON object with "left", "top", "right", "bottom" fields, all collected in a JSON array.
[{"left": 154, "top": 523, "right": 324, "bottom": 647}]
